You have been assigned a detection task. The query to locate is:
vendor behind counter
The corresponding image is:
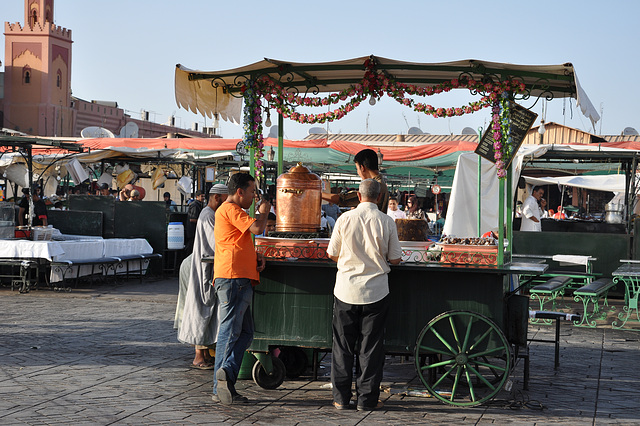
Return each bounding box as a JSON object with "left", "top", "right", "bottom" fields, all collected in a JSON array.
[
  {"left": 513, "top": 216, "right": 626, "bottom": 233},
  {"left": 321, "top": 149, "right": 389, "bottom": 212}
]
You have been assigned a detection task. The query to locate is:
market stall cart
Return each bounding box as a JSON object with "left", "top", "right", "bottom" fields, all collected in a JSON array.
[{"left": 248, "top": 253, "right": 546, "bottom": 406}]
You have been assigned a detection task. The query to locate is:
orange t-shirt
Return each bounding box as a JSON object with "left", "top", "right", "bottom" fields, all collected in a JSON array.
[{"left": 214, "top": 202, "right": 258, "bottom": 282}]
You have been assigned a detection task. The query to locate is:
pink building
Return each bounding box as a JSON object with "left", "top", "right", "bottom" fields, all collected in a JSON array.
[
  {"left": 1, "top": 0, "right": 215, "bottom": 139},
  {"left": 3, "top": 0, "right": 72, "bottom": 136}
]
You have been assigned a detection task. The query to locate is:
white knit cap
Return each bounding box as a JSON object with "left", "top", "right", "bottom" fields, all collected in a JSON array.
[{"left": 209, "top": 184, "right": 229, "bottom": 194}]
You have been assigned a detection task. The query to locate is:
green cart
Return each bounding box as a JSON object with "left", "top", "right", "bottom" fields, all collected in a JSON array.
[{"left": 247, "top": 259, "right": 545, "bottom": 406}]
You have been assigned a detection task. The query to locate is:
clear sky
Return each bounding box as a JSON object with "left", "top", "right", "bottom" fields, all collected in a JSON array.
[{"left": 2, "top": 0, "right": 638, "bottom": 140}]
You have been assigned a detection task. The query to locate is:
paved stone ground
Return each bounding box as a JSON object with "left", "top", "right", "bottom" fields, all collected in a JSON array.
[{"left": 1, "top": 278, "right": 639, "bottom": 425}]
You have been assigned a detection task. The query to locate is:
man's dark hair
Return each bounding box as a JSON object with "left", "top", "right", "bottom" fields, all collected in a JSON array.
[
  {"left": 532, "top": 186, "right": 543, "bottom": 193},
  {"left": 195, "top": 190, "right": 204, "bottom": 197},
  {"left": 353, "top": 149, "right": 379, "bottom": 171},
  {"left": 228, "top": 173, "right": 255, "bottom": 194},
  {"left": 163, "top": 192, "right": 170, "bottom": 198},
  {"left": 267, "top": 212, "right": 276, "bottom": 220},
  {"left": 389, "top": 196, "right": 398, "bottom": 202}
]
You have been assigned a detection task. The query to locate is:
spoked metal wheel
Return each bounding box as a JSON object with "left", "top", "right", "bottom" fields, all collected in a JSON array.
[{"left": 414, "top": 310, "right": 511, "bottom": 406}]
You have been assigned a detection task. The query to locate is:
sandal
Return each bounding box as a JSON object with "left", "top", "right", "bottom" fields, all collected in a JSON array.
[{"left": 191, "top": 361, "right": 215, "bottom": 370}]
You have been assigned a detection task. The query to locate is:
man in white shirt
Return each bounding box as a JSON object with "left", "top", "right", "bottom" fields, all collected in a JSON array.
[
  {"left": 327, "top": 179, "right": 403, "bottom": 412},
  {"left": 520, "top": 186, "right": 544, "bottom": 232},
  {"left": 386, "top": 197, "right": 406, "bottom": 220}
]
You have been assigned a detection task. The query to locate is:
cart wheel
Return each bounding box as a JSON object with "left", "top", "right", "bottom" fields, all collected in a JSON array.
[
  {"left": 278, "top": 347, "right": 308, "bottom": 379},
  {"left": 252, "top": 355, "right": 286, "bottom": 389},
  {"left": 414, "top": 310, "right": 511, "bottom": 406}
]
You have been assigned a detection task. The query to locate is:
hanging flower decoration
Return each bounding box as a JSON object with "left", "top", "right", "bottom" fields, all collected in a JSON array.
[
  {"left": 239, "top": 58, "right": 527, "bottom": 179},
  {"left": 241, "top": 82, "right": 265, "bottom": 179},
  {"left": 493, "top": 95, "right": 512, "bottom": 178}
]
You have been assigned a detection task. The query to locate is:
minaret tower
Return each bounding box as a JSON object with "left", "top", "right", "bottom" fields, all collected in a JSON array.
[{"left": 3, "top": 0, "right": 73, "bottom": 136}]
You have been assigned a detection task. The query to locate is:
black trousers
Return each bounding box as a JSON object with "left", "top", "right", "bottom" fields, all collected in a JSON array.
[{"left": 331, "top": 295, "right": 389, "bottom": 407}]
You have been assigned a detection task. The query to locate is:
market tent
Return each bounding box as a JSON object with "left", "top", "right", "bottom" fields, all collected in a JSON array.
[
  {"left": 77, "top": 137, "right": 476, "bottom": 170},
  {"left": 328, "top": 140, "right": 477, "bottom": 168},
  {"left": 591, "top": 141, "right": 640, "bottom": 150},
  {"left": 81, "top": 137, "right": 331, "bottom": 151},
  {"left": 444, "top": 145, "right": 549, "bottom": 237},
  {"left": 73, "top": 147, "right": 181, "bottom": 162},
  {"left": 523, "top": 174, "right": 626, "bottom": 193},
  {"left": 175, "top": 56, "right": 600, "bottom": 128},
  {"left": 444, "top": 144, "right": 640, "bottom": 237}
]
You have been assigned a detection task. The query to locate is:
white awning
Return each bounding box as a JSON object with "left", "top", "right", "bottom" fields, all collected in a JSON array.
[
  {"left": 524, "top": 174, "right": 626, "bottom": 193},
  {"left": 175, "top": 56, "right": 600, "bottom": 125}
]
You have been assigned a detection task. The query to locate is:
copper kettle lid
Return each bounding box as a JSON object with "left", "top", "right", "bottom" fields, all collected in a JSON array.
[{"left": 280, "top": 162, "right": 320, "bottom": 181}]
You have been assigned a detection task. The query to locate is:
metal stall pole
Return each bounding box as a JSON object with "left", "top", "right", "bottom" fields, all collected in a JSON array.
[
  {"left": 498, "top": 178, "right": 505, "bottom": 267},
  {"left": 27, "top": 146, "right": 34, "bottom": 227},
  {"left": 506, "top": 165, "right": 513, "bottom": 263},
  {"left": 278, "top": 113, "right": 284, "bottom": 177},
  {"left": 477, "top": 127, "right": 483, "bottom": 237}
]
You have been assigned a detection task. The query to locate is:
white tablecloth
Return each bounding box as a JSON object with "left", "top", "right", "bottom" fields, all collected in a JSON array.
[
  {"left": 0, "top": 240, "right": 65, "bottom": 261},
  {"left": 57, "top": 240, "right": 105, "bottom": 260},
  {"left": 103, "top": 238, "right": 153, "bottom": 257},
  {"left": 0, "top": 238, "right": 154, "bottom": 282}
]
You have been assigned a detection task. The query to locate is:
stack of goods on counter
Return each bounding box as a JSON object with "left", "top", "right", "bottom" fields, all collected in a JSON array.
[
  {"left": 437, "top": 236, "right": 498, "bottom": 266},
  {"left": 395, "top": 219, "right": 438, "bottom": 263},
  {"left": 395, "top": 219, "right": 428, "bottom": 242}
]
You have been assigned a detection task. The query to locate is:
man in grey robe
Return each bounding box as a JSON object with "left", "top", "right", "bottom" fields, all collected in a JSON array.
[{"left": 177, "top": 184, "right": 228, "bottom": 369}]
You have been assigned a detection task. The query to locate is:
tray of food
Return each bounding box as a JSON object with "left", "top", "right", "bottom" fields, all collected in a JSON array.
[{"left": 437, "top": 236, "right": 498, "bottom": 266}]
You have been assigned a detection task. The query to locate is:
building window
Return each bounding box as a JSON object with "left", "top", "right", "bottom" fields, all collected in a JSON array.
[
  {"left": 56, "top": 74, "right": 61, "bottom": 88},
  {"left": 23, "top": 67, "right": 31, "bottom": 84}
]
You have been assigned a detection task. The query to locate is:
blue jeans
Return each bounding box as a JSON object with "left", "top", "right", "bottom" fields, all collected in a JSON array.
[{"left": 213, "top": 278, "right": 254, "bottom": 394}]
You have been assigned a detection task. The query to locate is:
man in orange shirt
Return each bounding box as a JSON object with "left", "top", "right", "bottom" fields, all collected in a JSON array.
[{"left": 212, "top": 173, "right": 271, "bottom": 405}]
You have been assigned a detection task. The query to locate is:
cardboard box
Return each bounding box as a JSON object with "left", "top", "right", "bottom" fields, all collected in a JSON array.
[{"left": 32, "top": 227, "right": 53, "bottom": 241}]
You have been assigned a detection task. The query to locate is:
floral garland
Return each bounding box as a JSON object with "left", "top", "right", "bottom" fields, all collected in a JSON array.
[
  {"left": 241, "top": 83, "right": 265, "bottom": 178},
  {"left": 240, "top": 59, "right": 526, "bottom": 179},
  {"left": 489, "top": 95, "right": 512, "bottom": 178}
]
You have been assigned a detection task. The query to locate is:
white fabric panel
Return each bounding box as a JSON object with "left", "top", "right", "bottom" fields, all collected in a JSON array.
[
  {"left": 523, "top": 174, "right": 626, "bottom": 193},
  {"left": 65, "top": 158, "right": 89, "bottom": 184},
  {"left": 174, "top": 65, "right": 242, "bottom": 123},
  {"left": 574, "top": 72, "right": 601, "bottom": 130},
  {"left": 442, "top": 147, "right": 549, "bottom": 237}
]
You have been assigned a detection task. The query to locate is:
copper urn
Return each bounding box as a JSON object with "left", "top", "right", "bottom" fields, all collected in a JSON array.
[{"left": 276, "top": 163, "right": 322, "bottom": 233}]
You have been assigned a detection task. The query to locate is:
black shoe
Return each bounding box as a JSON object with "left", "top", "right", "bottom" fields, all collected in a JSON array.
[
  {"left": 357, "top": 400, "right": 384, "bottom": 411},
  {"left": 216, "top": 368, "right": 234, "bottom": 405},
  {"left": 212, "top": 393, "right": 248, "bottom": 404}
]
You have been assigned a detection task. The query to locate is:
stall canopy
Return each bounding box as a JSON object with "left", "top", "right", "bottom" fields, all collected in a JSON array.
[
  {"left": 78, "top": 137, "right": 477, "bottom": 169},
  {"left": 175, "top": 56, "right": 600, "bottom": 128},
  {"left": 523, "top": 174, "right": 626, "bottom": 193}
]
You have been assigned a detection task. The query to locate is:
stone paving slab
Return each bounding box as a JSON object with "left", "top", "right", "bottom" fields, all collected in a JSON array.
[{"left": 1, "top": 279, "right": 640, "bottom": 425}]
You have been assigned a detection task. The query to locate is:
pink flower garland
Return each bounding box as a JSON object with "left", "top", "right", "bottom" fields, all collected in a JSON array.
[{"left": 241, "top": 60, "right": 526, "bottom": 178}]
